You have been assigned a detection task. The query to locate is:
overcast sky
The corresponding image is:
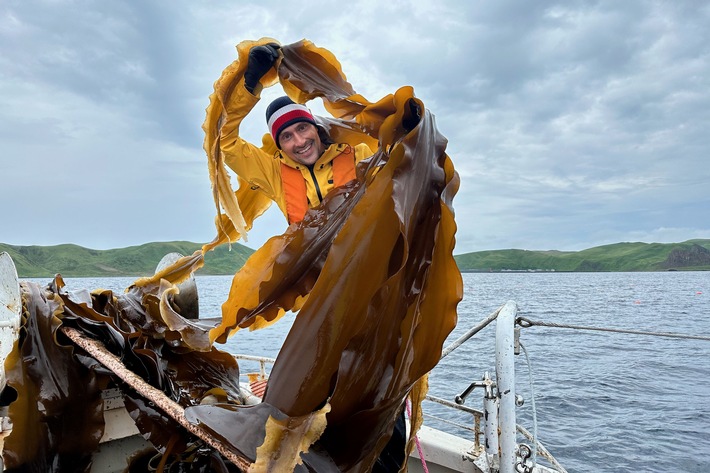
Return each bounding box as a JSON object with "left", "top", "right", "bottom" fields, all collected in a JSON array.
[{"left": 2, "top": 0, "right": 709, "bottom": 254}]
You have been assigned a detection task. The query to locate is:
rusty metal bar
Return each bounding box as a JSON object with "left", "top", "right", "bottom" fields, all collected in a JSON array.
[{"left": 60, "top": 326, "right": 251, "bottom": 471}]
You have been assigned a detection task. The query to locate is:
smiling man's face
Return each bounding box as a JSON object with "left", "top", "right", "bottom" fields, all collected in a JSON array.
[{"left": 278, "top": 122, "right": 325, "bottom": 166}]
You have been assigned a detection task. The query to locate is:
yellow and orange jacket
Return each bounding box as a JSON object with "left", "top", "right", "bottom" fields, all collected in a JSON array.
[{"left": 220, "top": 80, "right": 373, "bottom": 224}]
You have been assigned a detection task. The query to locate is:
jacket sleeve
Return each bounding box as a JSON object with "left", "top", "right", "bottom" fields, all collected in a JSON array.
[
  {"left": 220, "top": 80, "right": 280, "bottom": 200},
  {"left": 353, "top": 142, "right": 375, "bottom": 164}
]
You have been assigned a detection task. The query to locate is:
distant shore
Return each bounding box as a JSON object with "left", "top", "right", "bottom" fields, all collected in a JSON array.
[{"left": 3, "top": 239, "right": 710, "bottom": 277}]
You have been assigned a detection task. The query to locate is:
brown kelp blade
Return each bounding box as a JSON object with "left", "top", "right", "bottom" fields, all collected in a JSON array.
[{"left": 191, "top": 40, "right": 462, "bottom": 471}]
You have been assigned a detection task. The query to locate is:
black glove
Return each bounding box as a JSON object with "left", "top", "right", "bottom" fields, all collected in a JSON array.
[
  {"left": 244, "top": 43, "right": 281, "bottom": 93},
  {"left": 403, "top": 99, "right": 422, "bottom": 132}
]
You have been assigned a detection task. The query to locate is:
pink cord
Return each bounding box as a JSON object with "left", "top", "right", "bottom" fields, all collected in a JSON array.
[{"left": 406, "top": 399, "right": 430, "bottom": 473}]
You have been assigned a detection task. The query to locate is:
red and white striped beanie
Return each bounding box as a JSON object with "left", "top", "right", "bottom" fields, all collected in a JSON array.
[{"left": 265, "top": 96, "right": 317, "bottom": 148}]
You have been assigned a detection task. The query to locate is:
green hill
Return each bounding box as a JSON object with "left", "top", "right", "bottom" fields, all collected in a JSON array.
[
  {"left": 3, "top": 239, "right": 709, "bottom": 277},
  {"left": 454, "top": 239, "right": 710, "bottom": 272},
  {"left": 0, "top": 241, "right": 254, "bottom": 278}
]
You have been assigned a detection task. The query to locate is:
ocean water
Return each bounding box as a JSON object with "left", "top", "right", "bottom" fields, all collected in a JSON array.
[{"left": 26, "top": 271, "right": 710, "bottom": 473}]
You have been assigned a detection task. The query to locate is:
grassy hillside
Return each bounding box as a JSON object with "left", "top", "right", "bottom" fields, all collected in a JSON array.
[
  {"left": 0, "top": 241, "right": 254, "bottom": 278},
  {"left": 454, "top": 239, "right": 710, "bottom": 272},
  {"left": 3, "top": 239, "right": 709, "bottom": 277}
]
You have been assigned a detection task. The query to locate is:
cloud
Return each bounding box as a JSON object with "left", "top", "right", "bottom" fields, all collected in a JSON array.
[{"left": 1, "top": 0, "right": 709, "bottom": 254}]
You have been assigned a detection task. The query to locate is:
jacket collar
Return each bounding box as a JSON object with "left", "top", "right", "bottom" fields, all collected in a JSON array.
[{"left": 276, "top": 143, "right": 348, "bottom": 170}]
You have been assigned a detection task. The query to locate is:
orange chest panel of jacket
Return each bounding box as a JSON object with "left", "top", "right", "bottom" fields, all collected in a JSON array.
[{"left": 280, "top": 145, "right": 357, "bottom": 224}]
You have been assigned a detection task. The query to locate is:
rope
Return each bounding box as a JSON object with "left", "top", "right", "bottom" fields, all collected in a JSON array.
[
  {"left": 441, "top": 307, "right": 501, "bottom": 358},
  {"left": 516, "top": 424, "right": 568, "bottom": 473},
  {"left": 406, "top": 398, "right": 429, "bottom": 473},
  {"left": 519, "top": 341, "right": 538, "bottom": 464},
  {"left": 421, "top": 412, "right": 475, "bottom": 433},
  {"left": 516, "top": 348, "right": 570, "bottom": 473},
  {"left": 516, "top": 316, "right": 710, "bottom": 341}
]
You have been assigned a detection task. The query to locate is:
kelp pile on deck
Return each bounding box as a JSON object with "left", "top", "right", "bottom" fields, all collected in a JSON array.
[
  {"left": 3, "top": 275, "right": 245, "bottom": 472},
  {"left": 1, "top": 39, "right": 462, "bottom": 472}
]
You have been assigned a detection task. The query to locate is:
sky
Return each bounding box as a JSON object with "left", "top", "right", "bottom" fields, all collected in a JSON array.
[{"left": 2, "top": 0, "right": 709, "bottom": 254}]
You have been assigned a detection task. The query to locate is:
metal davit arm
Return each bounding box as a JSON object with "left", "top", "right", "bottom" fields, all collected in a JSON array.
[{"left": 496, "top": 300, "right": 518, "bottom": 473}]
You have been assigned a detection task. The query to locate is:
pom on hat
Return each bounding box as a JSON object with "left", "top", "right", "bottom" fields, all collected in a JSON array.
[{"left": 266, "top": 96, "right": 317, "bottom": 148}]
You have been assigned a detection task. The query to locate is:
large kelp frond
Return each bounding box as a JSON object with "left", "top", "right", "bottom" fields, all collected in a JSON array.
[
  {"left": 2, "top": 276, "right": 246, "bottom": 471},
  {"left": 2, "top": 281, "right": 105, "bottom": 472},
  {"left": 202, "top": 37, "right": 282, "bottom": 245},
  {"left": 187, "top": 39, "right": 463, "bottom": 472}
]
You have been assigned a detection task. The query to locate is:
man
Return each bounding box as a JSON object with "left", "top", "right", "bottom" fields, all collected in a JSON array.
[
  {"left": 218, "top": 43, "right": 408, "bottom": 471},
  {"left": 220, "top": 43, "right": 373, "bottom": 224}
]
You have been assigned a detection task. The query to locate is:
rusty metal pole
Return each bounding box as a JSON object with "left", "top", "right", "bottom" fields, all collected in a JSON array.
[{"left": 60, "top": 326, "right": 251, "bottom": 471}]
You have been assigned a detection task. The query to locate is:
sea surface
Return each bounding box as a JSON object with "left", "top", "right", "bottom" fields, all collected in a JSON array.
[{"left": 26, "top": 271, "right": 710, "bottom": 473}]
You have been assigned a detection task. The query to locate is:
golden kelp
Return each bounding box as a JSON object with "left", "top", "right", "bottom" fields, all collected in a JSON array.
[
  {"left": 1, "top": 38, "right": 462, "bottom": 472},
  {"left": 3, "top": 274, "right": 244, "bottom": 472},
  {"left": 189, "top": 38, "right": 463, "bottom": 471}
]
